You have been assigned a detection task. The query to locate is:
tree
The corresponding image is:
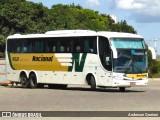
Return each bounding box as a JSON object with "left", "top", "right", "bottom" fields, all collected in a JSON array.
[
  {"left": 110, "top": 20, "right": 136, "bottom": 33},
  {"left": 0, "top": 1, "right": 137, "bottom": 57}
]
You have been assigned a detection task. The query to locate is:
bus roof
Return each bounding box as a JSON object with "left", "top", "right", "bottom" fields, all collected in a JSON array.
[
  {"left": 7, "top": 30, "right": 96, "bottom": 39},
  {"left": 97, "top": 31, "right": 143, "bottom": 39},
  {"left": 7, "top": 30, "right": 143, "bottom": 39},
  {"left": 45, "top": 30, "right": 96, "bottom": 35}
]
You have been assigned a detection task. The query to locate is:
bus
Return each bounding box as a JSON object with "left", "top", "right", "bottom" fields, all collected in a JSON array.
[{"left": 6, "top": 30, "right": 156, "bottom": 91}]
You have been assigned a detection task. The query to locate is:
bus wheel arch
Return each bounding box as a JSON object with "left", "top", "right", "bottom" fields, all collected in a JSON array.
[
  {"left": 20, "top": 71, "right": 29, "bottom": 88},
  {"left": 86, "top": 73, "right": 96, "bottom": 90}
]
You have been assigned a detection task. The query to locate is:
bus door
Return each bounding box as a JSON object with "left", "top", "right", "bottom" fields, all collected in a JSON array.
[{"left": 97, "top": 36, "right": 113, "bottom": 86}]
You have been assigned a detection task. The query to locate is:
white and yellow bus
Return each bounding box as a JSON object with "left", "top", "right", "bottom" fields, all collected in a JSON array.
[{"left": 6, "top": 30, "right": 156, "bottom": 91}]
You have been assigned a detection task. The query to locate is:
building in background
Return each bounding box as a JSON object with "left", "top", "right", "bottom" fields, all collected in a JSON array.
[{"left": 110, "top": 14, "right": 117, "bottom": 23}]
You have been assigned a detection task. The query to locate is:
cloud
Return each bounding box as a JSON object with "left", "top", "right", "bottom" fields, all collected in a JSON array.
[
  {"left": 113, "top": 0, "right": 160, "bottom": 23},
  {"left": 116, "top": 0, "right": 145, "bottom": 10},
  {"left": 86, "top": 0, "right": 100, "bottom": 6}
]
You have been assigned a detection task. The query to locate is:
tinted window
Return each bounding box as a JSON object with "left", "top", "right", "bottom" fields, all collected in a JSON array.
[
  {"left": 99, "top": 36, "right": 112, "bottom": 71},
  {"left": 7, "top": 36, "right": 97, "bottom": 54}
]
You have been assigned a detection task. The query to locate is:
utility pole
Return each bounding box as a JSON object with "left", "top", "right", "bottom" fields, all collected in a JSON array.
[
  {"left": 149, "top": 38, "right": 159, "bottom": 55},
  {"left": 152, "top": 38, "right": 159, "bottom": 55}
]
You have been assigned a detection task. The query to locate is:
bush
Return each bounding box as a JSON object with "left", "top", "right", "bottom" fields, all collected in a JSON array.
[{"left": 148, "top": 59, "right": 160, "bottom": 78}]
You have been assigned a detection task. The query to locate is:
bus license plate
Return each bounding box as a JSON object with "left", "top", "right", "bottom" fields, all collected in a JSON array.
[{"left": 130, "top": 82, "right": 136, "bottom": 86}]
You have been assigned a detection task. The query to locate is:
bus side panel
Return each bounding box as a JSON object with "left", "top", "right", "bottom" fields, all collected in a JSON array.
[
  {"left": 36, "top": 53, "right": 86, "bottom": 85},
  {"left": 97, "top": 67, "right": 113, "bottom": 87},
  {"left": 36, "top": 71, "right": 81, "bottom": 85},
  {"left": 82, "top": 53, "right": 113, "bottom": 87},
  {"left": 6, "top": 54, "right": 20, "bottom": 82},
  {"left": 82, "top": 54, "right": 98, "bottom": 84},
  {"left": 38, "top": 53, "right": 99, "bottom": 85}
]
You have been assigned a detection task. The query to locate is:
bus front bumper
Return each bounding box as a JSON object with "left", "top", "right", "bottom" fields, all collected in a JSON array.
[{"left": 112, "top": 79, "right": 148, "bottom": 87}]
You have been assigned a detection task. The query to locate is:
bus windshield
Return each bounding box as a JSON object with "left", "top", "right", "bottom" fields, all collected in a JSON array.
[
  {"left": 111, "top": 38, "right": 145, "bottom": 49},
  {"left": 111, "top": 38, "right": 147, "bottom": 74},
  {"left": 113, "top": 49, "right": 147, "bottom": 73}
]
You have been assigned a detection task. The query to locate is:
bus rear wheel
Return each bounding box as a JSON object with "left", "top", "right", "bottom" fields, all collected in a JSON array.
[
  {"left": 20, "top": 74, "right": 29, "bottom": 88},
  {"left": 29, "top": 73, "right": 37, "bottom": 88}
]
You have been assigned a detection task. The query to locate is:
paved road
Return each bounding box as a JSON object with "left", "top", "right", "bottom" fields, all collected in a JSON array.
[{"left": 0, "top": 79, "right": 160, "bottom": 120}]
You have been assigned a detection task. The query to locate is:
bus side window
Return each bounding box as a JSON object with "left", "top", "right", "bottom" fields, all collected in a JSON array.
[
  {"left": 52, "top": 46, "right": 56, "bottom": 52},
  {"left": 89, "top": 48, "right": 93, "bottom": 53},
  {"left": 16, "top": 40, "right": 22, "bottom": 53},
  {"left": 22, "top": 46, "right": 28, "bottom": 52},
  {"left": 76, "top": 46, "right": 81, "bottom": 52},
  {"left": 9, "top": 39, "right": 20, "bottom": 53},
  {"left": 74, "top": 37, "right": 83, "bottom": 53},
  {"left": 34, "top": 39, "right": 44, "bottom": 53},
  {"left": 99, "top": 36, "right": 112, "bottom": 71},
  {"left": 22, "top": 40, "right": 30, "bottom": 53},
  {"left": 91, "top": 37, "right": 97, "bottom": 54},
  {"left": 84, "top": 39, "right": 89, "bottom": 53},
  {"left": 84, "top": 37, "right": 97, "bottom": 54},
  {"left": 28, "top": 40, "right": 33, "bottom": 52},
  {"left": 66, "top": 40, "right": 71, "bottom": 52},
  {"left": 45, "top": 41, "right": 50, "bottom": 52},
  {"left": 16, "top": 46, "right": 21, "bottom": 52},
  {"left": 58, "top": 38, "right": 71, "bottom": 53},
  {"left": 60, "top": 45, "right": 65, "bottom": 52},
  {"left": 46, "top": 38, "right": 57, "bottom": 53}
]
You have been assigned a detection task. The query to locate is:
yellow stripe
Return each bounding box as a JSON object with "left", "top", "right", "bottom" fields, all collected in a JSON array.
[
  {"left": 10, "top": 53, "right": 69, "bottom": 71},
  {"left": 126, "top": 73, "right": 147, "bottom": 80}
]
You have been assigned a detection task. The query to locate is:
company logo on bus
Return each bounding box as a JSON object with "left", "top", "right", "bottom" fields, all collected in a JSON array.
[
  {"left": 12, "top": 57, "right": 19, "bottom": 61},
  {"left": 136, "top": 74, "right": 147, "bottom": 77},
  {"left": 125, "top": 73, "right": 147, "bottom": 80},
  {"left": 32, "top": 56, "right": 53, "bottom": 62}
]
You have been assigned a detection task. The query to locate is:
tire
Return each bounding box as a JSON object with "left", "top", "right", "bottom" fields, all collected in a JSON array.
[
  {"left": 29, "top": 73, "right": 37, "bottom": 88},
  {"left": 119, "top": 87, "right": 126, "bottom": 92},
  {"left": 37, "top": 84, "right": 44, "bottom": 88},
  {"left": 20, "top": 74, "right": 30, "bottom": 88},
  {"left": 90, "top": 76, "right": 96, "bottom": 90}
]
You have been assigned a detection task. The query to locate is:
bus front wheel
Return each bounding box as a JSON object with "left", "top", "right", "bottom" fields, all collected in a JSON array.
[
  {"left": 90, "top": 76, "right": 96, "bottom": 90},
  {"left": 20, "top": 74, "right": 30, "bottom": 88},
  {"left": 119, "top": 87, "right": 126, "bottom": 92}
]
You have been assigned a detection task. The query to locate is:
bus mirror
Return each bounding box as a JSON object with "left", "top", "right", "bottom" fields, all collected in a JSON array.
[
  {"left": 111, "top": 46, "right": 117, "bottom": 58},
  {"left": 148, "top": 46, "right": 156, "bottom": 59}
]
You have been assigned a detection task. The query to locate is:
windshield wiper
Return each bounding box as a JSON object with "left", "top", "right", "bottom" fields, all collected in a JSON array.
[
  {"left": 124, "top": 57, "right": 133, "bottom": 73},
  {"left": 133, "top": 58, "right": 143, "bottom": 74}
]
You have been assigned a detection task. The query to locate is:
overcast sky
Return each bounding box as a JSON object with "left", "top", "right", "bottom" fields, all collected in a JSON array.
[{"left": 28, "top": 0, "right": 160, "bottom": 54}]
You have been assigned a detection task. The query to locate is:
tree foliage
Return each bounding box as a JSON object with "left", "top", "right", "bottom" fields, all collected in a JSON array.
[
  {"left": 0, "top": 0, "right": 136, "bottom": 55},
  {"left": 148, "top": 50, "right": 160, "bottom": 77},
  {"left": 1, "top": 0, "right": 159, "bottom": 77}
]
